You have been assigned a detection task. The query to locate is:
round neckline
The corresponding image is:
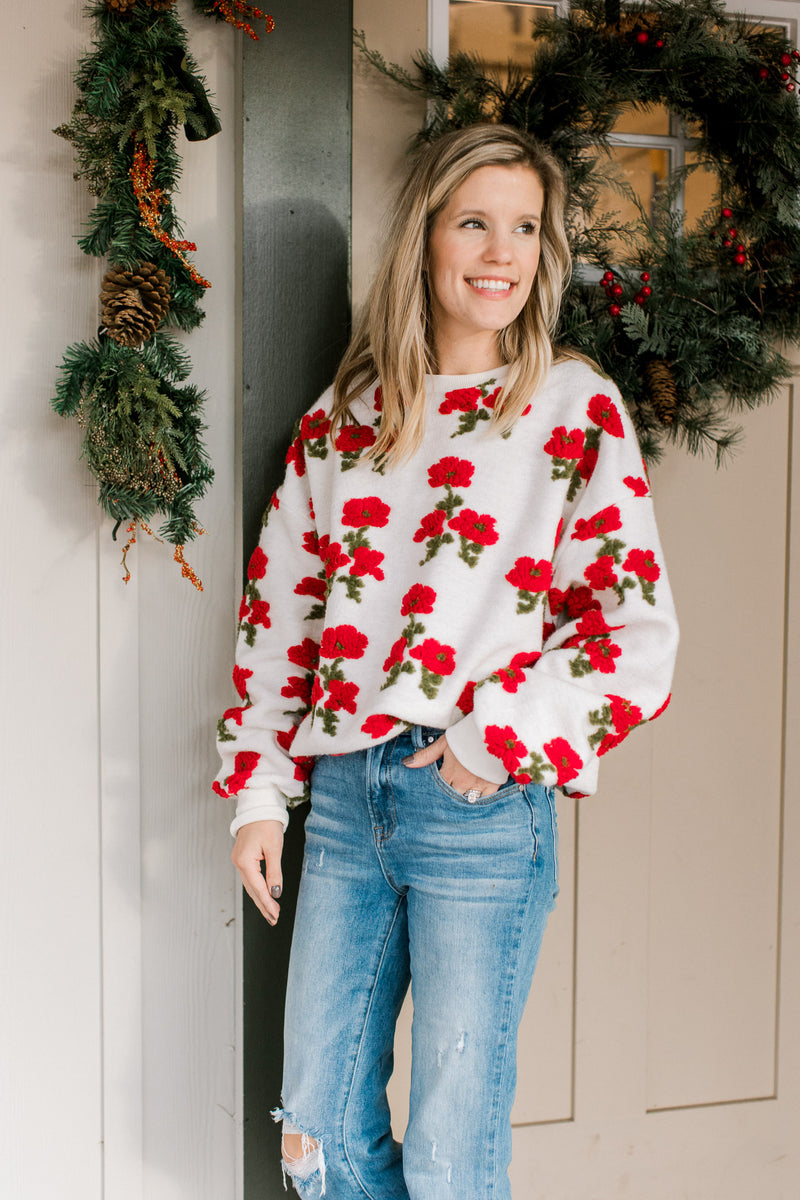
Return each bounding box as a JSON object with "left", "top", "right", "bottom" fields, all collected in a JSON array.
[{"left": 425, "top": 363, "right": 511, "bottom": 389}]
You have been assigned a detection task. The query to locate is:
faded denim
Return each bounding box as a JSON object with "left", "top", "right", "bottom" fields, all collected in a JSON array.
[{"left": 274, "top": 726, "right": 559, "bottom": 1199}]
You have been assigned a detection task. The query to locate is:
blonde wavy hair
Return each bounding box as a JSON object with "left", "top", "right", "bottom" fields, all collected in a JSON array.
[{"left": 331, "top": 123, "right": 573, "bottom": 464}]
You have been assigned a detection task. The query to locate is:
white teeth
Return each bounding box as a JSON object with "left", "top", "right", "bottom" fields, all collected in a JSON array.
[{"left": 468, "top": 278, "right": 512, "bottom": 291}]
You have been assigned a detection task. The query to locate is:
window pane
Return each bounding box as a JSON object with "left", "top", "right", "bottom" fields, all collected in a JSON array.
[
  {"left": 684, "top": 152, "right": 718, "bottom": 226},
  {"left": 449, "top": 2, "right": 557, "bottom": 82},
  {"left": 611, "top": 104, "right": 671, "bottom": 138},
  {"left": 594, "top": 146, "right": 671, "bottom": 259}
]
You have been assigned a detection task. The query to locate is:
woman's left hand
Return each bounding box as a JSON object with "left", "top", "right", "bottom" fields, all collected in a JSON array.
[{"left": 403, "top": 734, "right": 500, "bottom": 798}]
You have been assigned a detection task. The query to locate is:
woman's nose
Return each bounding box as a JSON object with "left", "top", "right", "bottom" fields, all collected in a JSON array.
[{"left": 482, "top": 231, "right": 512, "bottom": 262}]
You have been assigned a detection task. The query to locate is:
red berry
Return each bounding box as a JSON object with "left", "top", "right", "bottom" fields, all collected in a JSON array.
[
  {"left": 781, "top": 52, "right": 792, "bottom": 66},
  {"left": 788, "top": 83, "right": 796, "bottom": 92},
  {"left": 636, "top": 31, "right": 649, "bottom": 44},
  {"left": 634, "top": 293, "right": 646, "bottom": 305},
  {"left": 655, "top": 39, "right": 664, "bottom": 48},
  {"left": 611, "top": 283, "right": 624, "bottom": 297},
  {"left": 734, "top": 253, "right": 747, "bottom": 265},
  {"left": 737, "top": 244, "right": 745, "bottom": 253},
  {"left": 793, "top": 50, "right": 800, "bottom": 60},
  {"left": 640, "top": 271, "right": 650, "bottom": 281},
  {"left": 722, "top": 208, "right": 733, "bottom": 218},
  {"left": 641, "top": 285, "right": 652, "bottom": 297},
  {"left": 781, "top": 72, "right": 790, "bottom": 81},
  {"left": 759, "top": 67, "right": 770, "bottom": 79},
  {"left": 728, "top": 227, "right": 737, "bottom": 237},
  {"left": 609, "top": 304, "right": 622, "bottom": 317},
  {"left": 723, "top": 239, "right": 732, "bottom": 248},
  {"left": 602, "top": 270, "right": 615, "bottom": 282}
]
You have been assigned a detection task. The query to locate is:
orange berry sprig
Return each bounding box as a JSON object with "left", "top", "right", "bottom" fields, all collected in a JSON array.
[
  {"left": 120, "top": 519, "right": 205, "bottom": 590},
  {"left": 129, "top": 143, "right": 211, "bottom": 289},
  {"left": 210, "top": 1, "right": 274, "bottom": 41}
]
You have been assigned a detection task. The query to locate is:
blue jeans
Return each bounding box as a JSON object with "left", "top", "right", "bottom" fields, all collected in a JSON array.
[{"left": 274, "top": 726, "right": 559, "bottom": 1199}]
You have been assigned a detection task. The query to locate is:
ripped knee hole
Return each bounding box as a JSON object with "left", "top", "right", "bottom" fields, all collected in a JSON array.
[{"left": 282, "top": 1130, "right": 319, "bottom": 1164}]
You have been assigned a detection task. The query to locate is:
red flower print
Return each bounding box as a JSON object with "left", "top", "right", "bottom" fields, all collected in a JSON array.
[
  {"left": 549, "top": 586, "right": 600, "bottom": 619},
  {"left": 401, "top": 584, "right": 437, "bottom": 615},
  {"left": 276, "top": 725, "right": 299, "bottom": 753},
  {"left": 427, "top": 457, "right": 475, "bottom": 489},
  {"left": 482, "top": 386, "right": 502, "bottom": 409},
  {"left": 585, "top": 639, "right": 622, "bottom": 673},
  {"left": 485, "top": 724, "right": 528, "bottom": 774},
  {"left": 543, "top": 621, "right": 556, "bottom": 642},
  {"left": 448, "top": 509, "right": 499, "bottom": 546},
  {"left": 456, "top": 680, "right": 476, "bottom": 713},
  {"left": 300, "top": 408, "right": 331, "bottom": 441},
  {"left": 293, "top": 756, "right": 315, "bottom": 783},
  {"left": 651, "top": 694, "right": 672, "bottom": 721},
  {"left": 597, "top": 732, "right": 627, "bottom": 756},
  {"left": 576, "top": 609, "right": 614, "bottom": 638},
  {"left": 413, "top": 509, "right": 446, "bottom": 543},
  {"left": 295, "top": 575, "right": 327, "bottom": 601},
  {"left": 607, "top": 693, "right": 643, "bottom": 733},
  {"left": 409, "top": 638, "right": 456, "bottom": 676},
  {"left": 324, "top": 678, "right": 359, "bottom": 714},
  {"left": 287, "top": 638, "right": 320, "bottom": 671},
  {"left": 281, "top": 675, "right": 313, "bottom": 704},
  {"left": 238, "top": 595, "right": 250, "bottom": 622},
  {"left": 383, "top": 636, "right": 407, "bottom": 672},
  {"left": 361, "top": 713, "right": 400, "bottom": 738},
  {"left": 572, "top": 505, "right": 622, "bottom": 541},
  {"left": 233, "top": 665, "right": 253, "bottom": 699},
  {"left": 247, "top": 545, "right": 268, "bottom": 580},
  {"left": 250, "top": 600, "right": 271, "bottom": 628},
  {"left": 623, "top": 548, "right": 660, "bottom": 582},
  {"left": 577, "top": 445, "right": 598, "bottom": 482},
  {"left": 285, "top": 437, "right": 305, "bottom": 476},
  {"left": 544, "top": 426, "right": 585, "bottom": 459},
  {"left": 544, "top": 737, "right": 583, "bottom": 786},
  {"left": 587, "top": 394, "right": 624, "bottom": 437},
  {"left": 223, "top": 705, "right": 247, "bottom": 726},
  {"left": 302, "top": 530, "right": 320, "bottom": 556},
  {"left": 342, "top": 496, "right": 391, "bottom": 528},
  {"left": 497, "top": 651, "right": 541, "bottom": 692},
  {"left": 318, "top": 535, "right": 350, "bottom": 578},
  {"left": 215, "top": 750, "right": 261, "bottom": 797},
  {"left": 320, "top": 624, "right": 369, "bottom": 660},
  {"left": 505, "top": 557, "right": 552, "bottom": 592},
  {"left": 624, "top": 475, "right": 649, "bottom": 496},
  {"left": 373, "top": 386, "right": 383, "bottom": 411},
  {"left": 349, "top": 546, "right": 385, "bottom": 580},
  {"left": 439, "top": 386, "right": 481, "bottom": 414},
  {"left": 335, "top": 424, "right": 377, "bottom": 453},
  {"left": 584, "top": 555, "right": 618, "bottom": 591},
  {"left": 310, "top": 675, "right": 324, "bottom": 706}
]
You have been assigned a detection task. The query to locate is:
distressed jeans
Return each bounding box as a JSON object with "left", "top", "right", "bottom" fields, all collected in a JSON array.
[{"left": 274, "top": 726, "right": 559, "bottom": 1199}]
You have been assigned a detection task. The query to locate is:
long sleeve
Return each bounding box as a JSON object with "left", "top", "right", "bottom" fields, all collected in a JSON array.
[
  {"left": 214, "top": 430, "right": 324, "bottom": 833},
  {"left": 445, "top": 385, "right": 678, "bottom": 796}
]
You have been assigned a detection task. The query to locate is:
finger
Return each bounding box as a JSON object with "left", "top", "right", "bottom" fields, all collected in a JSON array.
[
  {"left": 264, "top": 843, "right": 284, "bottom": 903},
  {"left": 232, "top": 848, "right": 281, "bottom": 925},
  {"left": 402, "top": 734, "right": 448, "bottom": 768}
]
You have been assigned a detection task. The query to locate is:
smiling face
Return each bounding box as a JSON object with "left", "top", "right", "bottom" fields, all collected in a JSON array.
[{"left": 426, "top": 162, "right": 545, "bottom": 374}]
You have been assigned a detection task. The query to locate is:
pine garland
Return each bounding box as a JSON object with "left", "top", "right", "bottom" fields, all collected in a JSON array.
[
  {"left": 357, "top": 0, "right": 800, "bottom": 464},
  {"left": 53, "top": 0, "right": 272, "bottom": 586}
]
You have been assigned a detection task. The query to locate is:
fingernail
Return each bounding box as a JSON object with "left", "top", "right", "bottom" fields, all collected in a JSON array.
[
  {"left": 402, "top": 755, "right": 416, "bottom": 765},
  {"left": 270, "top": 885, "right": 282, "bottom": 899}
]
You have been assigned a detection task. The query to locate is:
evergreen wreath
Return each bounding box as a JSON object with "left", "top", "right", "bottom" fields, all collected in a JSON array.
[
  {"left": 53, "top": 0, "right": 272, "bottom": 586},
  {"left": 357, "top": 0, "right": 800, "bottom": 463}
]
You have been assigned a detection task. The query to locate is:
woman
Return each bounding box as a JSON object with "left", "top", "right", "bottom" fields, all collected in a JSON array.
[{"left": 215, "top": 124, "right": 678, "bottom": 1198}]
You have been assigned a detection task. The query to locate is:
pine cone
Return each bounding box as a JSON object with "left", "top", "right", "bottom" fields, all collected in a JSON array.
[
  {"left": 104, "top": 0, "right": 138, "bottom": 14},
  {"left": 142, "top": 0, "right": 176, "bottom": 10},
  {"left": 100, "top": 263, "right": 171, "bottom": 347},
  {"left": 644, "top": 359, "right": 678, "bottom": 425}
]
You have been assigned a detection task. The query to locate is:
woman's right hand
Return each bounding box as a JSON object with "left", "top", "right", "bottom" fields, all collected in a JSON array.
[{"left": 231, "top": 819, "right": 285, "bottom": 924}]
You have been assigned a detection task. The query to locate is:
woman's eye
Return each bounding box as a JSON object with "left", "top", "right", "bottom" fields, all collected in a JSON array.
[
  {"left": 517, "top": 222, "right": 538, "bottom": 235},
  {"left": 460, "top": 218, "right": 485, "bottom": 230}
]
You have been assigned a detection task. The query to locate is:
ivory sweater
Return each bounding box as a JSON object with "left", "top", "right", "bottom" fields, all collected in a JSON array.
[{"left": 215, "top": 359, "right": 678, "bottom": 832}]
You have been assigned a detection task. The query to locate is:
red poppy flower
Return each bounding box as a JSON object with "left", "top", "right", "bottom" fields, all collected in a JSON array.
[
  {"left": 577, "top": 445, "right": 598, "bottom": 482},
  {"left": 484, "top": 724, "right": 527, "bottom": 774},
  {"left": 247, "top": 545, "right": 268, "bottom": 580},
  {"left": 270, "top": 492, "right": 280, "bottom": 511},
  {"left": 324, "top": 678, "right": 359, "bottom": 713},
  {"left": 349, "top": 546, "right": 385, "bottom": 580},
  {"left": 401, "top": 583, "right": 437, "bottom": 615},
  {"left": 572, "top": 505, "right": 622, "bottom": 541},
  {"left": 409, "top": 638, "right": 456, "bottom": 676},
  {"left": 448, "top": 509, "right": 499, "bottom": 545},
  {"left": 413, "top": 509, "right": 446, "bottom": 543},
  {"left": 575, "top": 609, "right": 615, "bottom": 638},
  {"left": 382, "top": 636, "right": 407, "bottom": 672},
  {"left": 295, "top": 575, "right": 327, "bottom": 601},
  {"left": 439, "top": 386, "right": 481, "bottom": 414},
  {"left": 320, "top": 624, "right": 369, "bottom": 660},
  {"left": 281, "top": 675, "right": 313, "bottom": 704},
  {"left": 300, "top": 408, "right": 331, "bottom": 441},
  {"left": 542, "top": 621, "right": 556, "bottom": 642},
  {"left": 427, "top": 457, "right": 475, "bottom": 489},
  {"left": 624, "top": 475, "right": 649, "bottom": 496},
  {"left": 335, "top": 423, "right": 377, "bottom": 453},
  {"left": 302, "top": 530, "right": 320, "bottom": 556},
  {"left": 287, "top": 638, "right": 320, "bottom": 671},
  {"left": 587, "top": 394, "right": 624, "bottom": 437},
  {"left": 310, "top": 675, "right": 324, "bottom": 706},
  {"left": 361, "top": 713, "right": 400, "bottom": 738},
  {"left": 318, "top": 536, "right": 350, "bottom": 578},
  {"left": 276, "top": 725, "right": 299, "bottom": 752},
  {"left": 544, "top": 426, "right": 585, "bottom": 459},
  {"left": 238, "top": 595, "right": 250, "bottom": 622},
  {"left": 607, "top": 693, "right": 643, "bottom": 733},
  {"left": 223, "top": 705, "right": 247, "bottom": 726},
  {"left": 214, "top": 750, "right": 261, "bottom": 797},
  {"left": 250, "top": 600, "right": 271, "bottom": 628},
  {"left": 342, "top": 496, "right": 391, "bottom": 528},
  {"left": 543, "top": 737, "right": 583, "bottom": 785},
  {"left": 597, "top": 731, "right": 628, "bottom": 756},
  {"left": 623, "top": 548, "right": 660, "bottom": 582},
  {"left": 293, "top": 756, "right": 315, "bottom": 782},
  {"left": 497, "top": 650, "right": 541, "bottom": 692},
  {"left": 285, "top": 437, "right": 305, "bottom": 477},
  {"left": 482, "top": 386, "right": 502, "bottom": 409},
  {"left": 505, "top": 557, "right": 552, "bottom": 592},
  {"left": 585, "top": 638, "right": 622, "bottom": 673},
  {"left": 233, "top": 665, "right": 253, "bottom": 700},
  {"left": 584, "top": 555, "right": 618, "bottom": 590},
  {"left": 456, "top": 680, "right": 476, "bottom": 713}
]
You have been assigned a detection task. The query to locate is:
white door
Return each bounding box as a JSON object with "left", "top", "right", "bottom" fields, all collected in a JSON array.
[{"left": 353, "top": 2, "right": 800, "bottom": 1195}]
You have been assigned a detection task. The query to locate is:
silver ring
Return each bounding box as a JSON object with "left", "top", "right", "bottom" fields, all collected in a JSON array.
[{"left": 464, "top": 787, "right": 482, "bottom": 804}]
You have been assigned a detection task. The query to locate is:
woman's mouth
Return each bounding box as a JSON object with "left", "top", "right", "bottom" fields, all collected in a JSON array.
[{"left": 466, "top": 277, "right": 514, "bottom": 293}]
